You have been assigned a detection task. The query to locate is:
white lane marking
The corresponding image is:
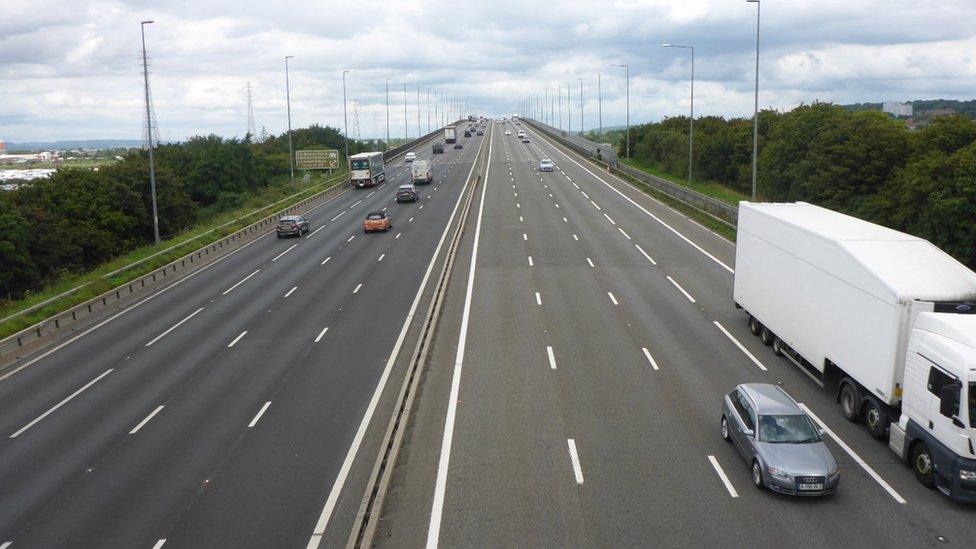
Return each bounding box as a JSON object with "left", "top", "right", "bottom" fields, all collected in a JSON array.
[
  {"left": 223, "top": 269, "right": 260, "bottom": 295},
  {"left": 383, "top": 206, "right": 388, "bottom": 212},
  {"left": 272, "top": 243, "right": 298, "bottom": 262},
  {"left": 607, "top": 292, "right": 619, "bottom": 306},
  {"left": 590, "top": 200, "right": 601, "bottom": 210},
  {"left": 642, "top": 347, "right": 660, "bottom": 371},
  {"left": 604, "top": 213, "right": 616, "bottom": 225},
  {"left": 573, "top": 182, "right": 579, "bottom": 189},
  {"left": 586, "top": 258, "right": 594, "bottom": 268},
  {"left": 248, "top": 401, "right": 272, "bottom": 428},
  {"left": 409, "top": 217, "right": 415, "bottom": 223},
  {"left": 581, "top": 191, "right": 590, "bottom": 199},
  {"left": 347, "top": 235, "right": 356, "bottom": 243},
  {"left": 523, "top": 233, "right": 528, "bottom": 241},
  {"left": 10, "top": 368, "right": 114, "bottom": 438},
  {"left": 307, "top": 225, "right": 326, "bottom": 238},
  {"left": 573, "top": 234, "right": 579, "bottom": 241},
  {"left": 367, "top": 191, "right": 376, "bottom": 197},
  {"left": 145, "top": 307, "right": 205, "bottom": 347},
  {"left": 151, "top": 540, "right": 167, "bottom": 549},
  {"left": 378, "top": 254, "right": 385, "bottom": 262},
  {"left": 707, "top": 455, "right": 739, "bottom": 498},
  {"left": 566, "top": 176, "right": 573, "bottom": 182},
  {"left": 535, "top": 292, "right": 542, "bottom": 306},
  {"left": 516, "top": 203, "right": 520, "bottom": 208},
  {"left": 396, "top": 232, "right": 402, "bottom": 239},
  {"left": 352, "top": 200, "right": 363, "bottom": 208},
  {"left": 547, "top": 345, "right": 558, "bottom": 370},
  {"left": 563, "top": 217, "right": 568, "bottom": 223},
  {"left": 227, "top": 330, "right": 248, "bottom": 348},
  {"left": 314, "top": 326, "right": 330, "bottom": 343},
  {"left": 713, "top": 321, "right": 768, "bottom": 371},
  {"left": 635, "top": 244, "right": 658, "bottom": 266},
  {"left": 284, "top": 286, "right": 298, "bottom": 298},
  {"left": 799, "top": 404, "right": 906, "bottom": 504},
  {"left": 666, "top": 276, "right": 696, "bottom": 303},
  {"left": 618, "top": 228, "right": 632, "bottom": 240},
  {"left": 519, "top": 216, "right": 524, "bottom": 222},
  {"left": 555, "top": 203, "right": 560, "bottom": 209},
  {"left": 330, "top": 211, "right": 347, "bottom": 222},
  {"left": 548, "top": 193, "right": 553, "bottom": 198},
  {"left": 528, "top": 256, "right": 534, "bottom": 266},
  {"left": 426, "top": 127, "right": 492, "bottom": 549},
  {"left": 420, "top": 204, "right": 425, "bottom": 210},
  {"left": 321, "top": 256, "right": 332, "bottom": 265},
  {"left": 514, "top": 192, "right": 518, "bottom": 197},
  {"left": 567, "top": 439, "right": 584, "bottom": 484},
  {"left": 2, "top": 543, "right": 12, "bottom": 549},
  {"left": 129, "top": 405, "right": 165, "bottom": 434},
  {"left": 353, "top": 283, "right": 363, "bottom": 294}
]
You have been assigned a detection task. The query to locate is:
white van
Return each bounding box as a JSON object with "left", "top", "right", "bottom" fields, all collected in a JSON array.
[{"left": 411, "top": 159, "right": 433, "bottom": 185}]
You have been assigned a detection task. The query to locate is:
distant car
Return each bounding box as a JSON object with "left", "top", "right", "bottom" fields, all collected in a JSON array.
[
  {"left": 504, "top": 130, "right": 512, "bottom": 135},
  {"left": 517, "top": 130, "right": 526, "bottom": 139},
  {"left": 276, "top": 215, "right": 309, "bottom": 238},
  {"left": 539, "top": 159, "right": 554, "bottom": 172},
  {"left": 363, "top": 211, "right": 392, "bottom": 233},
  {"left": 396, "top": 183, "right": 419, "bottom": 203},
  {"left": 722, "top": 383, "right": 840, "bottom": 496},
  {"left": 454, "top": 143, "right": 463, "bottom": 149},
  {"left": 476, "top": 129, "right": 484, "bottom": 136},
  {"left": 404, "top": 152, "right": 417, "bottom": 162},
  {"left": 432, "top": 142, "right": 444, "bottom": 154},
  {"left": 464, "top": 130, "right": 472, "bottom": 137},
  {"left": 521, "top": 137, "right": 529, "bottom": 143}
]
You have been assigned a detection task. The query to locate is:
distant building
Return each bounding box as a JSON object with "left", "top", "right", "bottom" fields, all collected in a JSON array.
[
  {"left": 882, "top": 101, "right": 913, "bottom": 117},
  {"left": 0, "top": 137, "right": 5, "bottom": 154}
]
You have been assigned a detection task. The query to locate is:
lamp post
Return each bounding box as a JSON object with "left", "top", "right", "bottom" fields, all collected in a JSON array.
[
  {"left": 403, "top": 83, "right": 408, "bottom": 139},
  {"left": 558, "top": 84, "right": 562, "bottom": 130},
  {"left": 598, "top": 71, "right": 602, "bottom": 136},
  {"left": 140, "top": 20, "right": 160, "bottom": 245},
  {"left": 342, "top": 70, "right": 350, "bottom": 174},
  {"left": 567, "top": 83, "right": 572, "bottom": 133},
  {"left": 385, "top": 77, "right": 390, "bottom": 151},
  {"left": 285, "top": 55, "right": 295, "bottom": 189},
  {"left": 608, "top": 63, "right": 630, "bottom": 158},
  {"left": 747, "top": 0, "right": 761, "bottom": 201},
  {"left": 427, "top": 88, "right": 431, "bottom": 134},
  {"left": 662, "top": 44, "right": 695, "bottom": 185},
  {"left": 578, "top": 77, "right": 583, "bottom": 135}
]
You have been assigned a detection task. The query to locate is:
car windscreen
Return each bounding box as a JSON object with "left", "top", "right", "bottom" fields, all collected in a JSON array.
[
  {"left": 351, "top": 159, "right": 370, "bottom": 170},
  {"left": 758, "top": 414, "right": 821, "bottom": 443},
  {"left": 367, "top": 214, "right": 384, "bottom": 220}
]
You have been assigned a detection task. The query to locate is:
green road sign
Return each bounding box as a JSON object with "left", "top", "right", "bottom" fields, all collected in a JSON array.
[{"left": 296, "top": 149, "right": 339, "bottom": 170}]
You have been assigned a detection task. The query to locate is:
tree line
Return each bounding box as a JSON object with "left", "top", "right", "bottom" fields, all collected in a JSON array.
[
  {"left": 603, "top": 103, "right": 976, "bottom": 270},
  {"left": 0, "top": 125, "right": 383, "bottom": 301}
]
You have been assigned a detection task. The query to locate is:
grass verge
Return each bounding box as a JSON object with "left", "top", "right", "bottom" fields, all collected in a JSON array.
[{"left": 620, "top": 157, "right": 748, "bottom": 207}]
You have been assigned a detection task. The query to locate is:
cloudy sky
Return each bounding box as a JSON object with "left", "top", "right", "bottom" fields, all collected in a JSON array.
[{"left": 2, "top": 0, "right": 975, "bottom": 142}]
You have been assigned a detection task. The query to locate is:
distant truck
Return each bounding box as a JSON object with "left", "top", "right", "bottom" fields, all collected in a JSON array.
[
  {"left": 444, "top": 126, "right": 456, "bottom": 144},
  {"left": 411, "top": 160, "right": 432, "bottom": 185},
  {"left": 734, "top": 202, "right": 976, "bottom": 501},
  {"left": 349, "top": 151, "right": 385, "bottom": 188}
]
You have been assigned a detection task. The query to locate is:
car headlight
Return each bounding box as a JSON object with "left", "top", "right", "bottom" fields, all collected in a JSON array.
[
  {"left": 767, "top": 466, "right": 792, "bottom": 481},
  {"left": 959, "top": 469, "right": 976, "bottom": 481}
]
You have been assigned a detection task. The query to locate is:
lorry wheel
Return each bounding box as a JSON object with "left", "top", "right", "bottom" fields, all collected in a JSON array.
[
  {"left": 749, "top": 316, "right": 761, "bottom": 336},
  {"left": 863, "top": 398, "right": 888, "bottom": 440},
  {"left": 760, "top": 327, "right": 774, "bottom": 346},
  {"left": 839, "top": 383, "right": 859, "bottom": 422},
  {"left": 911, "top": 443, "right": 936, "bottom": 488},
  {"left": 772, "top": 337, "right": 784, "bottom": 356}
]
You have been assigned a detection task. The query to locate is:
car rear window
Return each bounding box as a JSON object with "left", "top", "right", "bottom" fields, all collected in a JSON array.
[
  {"left": 280, "top": 219, "right": 296, "bottom": 225},
  {"left": 367, "top": 214, "right": 384, "bottom": 220}
]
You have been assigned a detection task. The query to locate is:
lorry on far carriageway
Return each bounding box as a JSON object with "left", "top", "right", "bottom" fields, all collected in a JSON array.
[
  {"left": 733, "top": 201, "right": 976, "bottom": 502},
  {"left": 349, "top": 151, "right": 385, "bottom": 188},
  {"left": 444, "top": 126, "right": 456, "bottom": 144}
]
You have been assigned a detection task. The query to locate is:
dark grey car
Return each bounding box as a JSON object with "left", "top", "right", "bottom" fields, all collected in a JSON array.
[
  {"left": 276, "top": 215, "right": 309, "bottom": 238},
  {"left": 721, "top": 383, "right": 840, "bottom": 496}
]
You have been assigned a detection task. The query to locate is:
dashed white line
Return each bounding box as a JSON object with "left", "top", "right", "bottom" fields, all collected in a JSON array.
[
  {"left": 419, "top": 204, "right": 425, "bottom": 210},
  {"left": 307, "top": 225, "right": 326, "bottom": 238},
  {"left": 352, "top": 200, "right": 363, "bottom": 207},
  {"left": 409, "top": 217, "right": 415, "bottom": 223},
  {"left": 223, "top": 269, "right": 260, "bottom": 295},
  {"left": 353, "top": 283, "right": 363, "bottom": 294},
  {"left": 516, "top": 203, "right": 520, "bottom": 208},
  {"left": 666, "top": 276, "right": 696, "bottom": 303},
  {"left": 641, "top": 347, "right": 660, "bottom": 370},
  {"left": 396, "top": 232, "right": 402, "bottom": 239},
  {"left": 519, "top": 216, "right": 524, "bottom": 222},
  {"left": 590, "top": 200, "right": 601, "bottom": 211},
  {"left": 129, "top": 405, "right": 165, "bottom": 434},
  {"left": 618, "top": 228, "right": 633, "bottom": 240},
  {"left": 573, "top": 234, "right": 579, "bottom": 241},
  {"left": 707, "top": 455, "right": 739, "bottom": 498},
  {"left": 547, "top": 345, "right": 557, "bottom": 370},
  {"left": 607, "top": 292, "right": 619, "bottom": 306},
  {"left": 347, "top": 235, "right": 356, "bottom": 243},
  {"left": 331, "top": 211, "right": 347, "bottom": 222},
  {"left": 586, "top": 258, "right": 594, "bottom": 268},
  {"left": 151, "top": 540, "right": 167, "bottom": 549},
  {"left": 272, "top": 243, "right": 298, "bottom": 262},
  {"left": 527, "top": 256, "right": 534, "bottom": 266},
  {"left": 567, "top": 439, "right": 584, "bottom": 484},
  {"left": 523, "top": 233, "right": 528, "bottom": 241},
  {"left": 713, "top": 321, "right": 768, "bottom": 371},
  {"left": 10, "top": 368, "right": 114, "bottom": 438},
  {"left": 535, "top": 292, "right": 542, "bottom": 305},
  {"left": 227, "top": 330, "right": 248, "bottom": 348},
  {"left": 581, "top": 191, "right": 590, "bottom": 199},
  {"left": 248, "top": 401, "right": 272, "bottom": 428},
  {"left": 378, "top": 254, "right": 385, "bottom": 262},
  {"left": 634, "top": 244, "right": 658, "bottom": 266},
  {"left": 603, "top": 213, "right": 616, "bottom": 225},
  {"left": 284, "top": 286, "right": 298, "bottom": 298},
  {"left": 315, "top": 326, "right": 330, "bottom": 343},
  {"left": 145, "top": 307, "right": 205, "bottom": 347},
  {"left": 563, "top": 217, "right": 568, "bottom": 223},
  {"left": 321, "top": 256, "right": 332, "bottom": 265}
]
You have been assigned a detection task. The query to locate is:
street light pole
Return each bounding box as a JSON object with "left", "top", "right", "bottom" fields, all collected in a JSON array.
[
  {"left": 663, "top": 44, "right": 695, "bottom": 184},
  {"left": 578, "top": 77, "right": 584, "bottom": 135},
  {"left": 385, "top": 78, "right": 390, "bottom": 151},
  {"left": 140, "top": 20, "right": 160, "bottom": 245},
  {"left": 567, "top": 83, "right": 572, "bottom": 133},
  {"left": 403, "top": 83, "right": 407, "bottom": 140},
  {"left": 285, "top": 55, "right": 295, "bottom": 189},
  {"left": 427, "top": 88, "right": 431, "bottom": 134},
  {"left": 342, "top": 70, "right": 350, "bottom": 174},
  {"left": 609, "top": 64, "right": 630, "bottom": 157},
  {"left": 558, "top": 84, "right": 562, "bottom": 130},
  {"left": 417, "top": 86, "right": 421, "bottom": 139},
  {"left": 748, "top": 0, "right": 761, "bottom": 201},
  {"left": 598, "top": 71, "right": 602, "bottom": 136}
]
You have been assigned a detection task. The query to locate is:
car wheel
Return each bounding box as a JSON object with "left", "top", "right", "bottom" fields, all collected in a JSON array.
[
  {"left": 911, "top": 443, "right": 936, "bottom": 487},
  {"left": 759, "top": 327, "right": 774, "bottom": 346},
  {"left": 772, "top": 337, "right": 784, "bottom": 356},
  {"left": 863, "top": 398, "right": 888, "bottom": 440},
  {"left": 748, "top": 316, "right": 761, "bottom": 336},
  {"left": 721, "top": 416, "right": 731, "bottom": 442},
  {"left": 840, "top": 383, "right": 859, "bottom": 422},
  {"left": 752, "top": 460, "right": 765, "bottom": 490}
]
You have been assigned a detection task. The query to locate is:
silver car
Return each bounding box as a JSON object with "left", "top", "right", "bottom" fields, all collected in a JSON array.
[{"left": 722, "top": 383, "right": 840, "bottom": 496}]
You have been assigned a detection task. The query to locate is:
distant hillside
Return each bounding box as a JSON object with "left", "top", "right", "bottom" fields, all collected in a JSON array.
[{"left": 5, "top": 139, "right": 143, "bottom": 152}]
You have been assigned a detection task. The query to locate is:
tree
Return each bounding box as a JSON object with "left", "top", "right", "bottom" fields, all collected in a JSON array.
[{"left": 0, "top": 195, "right": 38, "bottom": 297}]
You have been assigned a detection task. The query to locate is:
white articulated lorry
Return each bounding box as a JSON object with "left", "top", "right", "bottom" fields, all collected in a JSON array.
[
  {"left": 734, "top": 202, "right": 976, "bottom": 501},
  {"left": 444, "top": 126, "right": 456, "bottom": 144}
]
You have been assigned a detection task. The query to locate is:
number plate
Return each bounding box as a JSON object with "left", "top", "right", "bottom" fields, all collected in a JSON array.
[{"left": 798, "top": 483, "right": 824, "bottom": 491}]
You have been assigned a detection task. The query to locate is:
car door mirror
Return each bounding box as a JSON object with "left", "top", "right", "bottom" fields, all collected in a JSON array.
[
  {"left": 742, "top": 428, "right": 754, "bottom": 438},
  {"left": 818, "top": 428, "right": 826, "bottom": 438}
]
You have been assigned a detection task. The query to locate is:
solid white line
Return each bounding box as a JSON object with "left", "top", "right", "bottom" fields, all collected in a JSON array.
[
  {"left": 586, "top": 258, "right": 595, "bottom": 268},
  {"left": 567, "top": 439, "right": 584, "bottom": 484},
  {"left": 707, "top": 455, "right": 739, "bottom": 498},
  {"left": 642, "top": 347, "right": 660, "bottom": 371},
  {"left": 572, "top": 234, "right": 579, "bottom": 241},
  {"left": 314, "top": 326, "right": 329, "bottom": 343},
  {"left": 353, "top": 283, "right": 363, "bottom": 294},
  {"left": 151, "top": 540, "right": 167, "bottom": 549},
  {"left": 321, "top": 256, "right": 332, "bottom": 265},
  {"left": 547, "top": 345, "right": 557, "bottom": 370},
  {"left": 310, "top": 126, "right": 490, "bottom": 549},
  {"left": 713, "top": 321, "right": 768, "bottom": 371},
  {"left": 306, "top": 225, "right": 326, "bottom": 238},
  {"left": 145, "top": 307, "right": 205, "bottom": 346},
  {"left": 607, "top": 292, "right": 619, "bottom": 306},
  {"left": 272, "top": 243, "right": 298, "bottom": 262},
  {"left": 227, "top": 330, "right": 248, "bottom": 348},
  {"left": 666, "top": 276, "right": 696, "bottom": 303},
  {"left": 284, "top": 286, "right": 298, "bottom": 298},
  {"left": 10, "top": 368, "right": 114, "bottom": 438},
  {"left": 634, "top": 244, "right": 658, "bottom": 266},
  {"left": 129, "top": 405, "right": 165, "bottom": 434},
  {"left": 590, "top": 200, "right": 601, "bottom": 210},
  {"left": 223, "top": 269, "right": 260, "bottom": 295},
  {"left": 535, "top": 292, "right": 542, "bottom": 306},
  {"left": 248, "top": 401, "right": 272, "bottom": 428},
  {"left": 618, "top": 228, "right": 632, "bottom": 240},
  {"left": 799, "top": 404, "right": 906, "bottom": 504},
  {"left": 347, "top": 235, "right": 355, "bottom": 242},
  {"left": 426, "top": 126, "right": 492, "bottom": 549},
  {"left": 527, "top": 256, "right": 534, "bottom": 266},
  {"left": 330, "top": 211, "right": 347, "bottom": 222},
  {"left": 1, "top": 542, "right": 10, "bottom": 549},
  {"left": 604, "top": 213, "right": 616, "bottom": 225},
  {"left": 523, "top": 233, "right": 528, "bottom": 241}
]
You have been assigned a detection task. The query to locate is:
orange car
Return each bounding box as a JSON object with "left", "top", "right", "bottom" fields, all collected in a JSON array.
[{"left": 363, "top": 211, "right": 392, "bottom": 233}]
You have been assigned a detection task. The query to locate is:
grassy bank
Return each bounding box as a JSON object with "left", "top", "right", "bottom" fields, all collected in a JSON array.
[{"left": 620, "top": 157, "right": 748, "bottom": 207}]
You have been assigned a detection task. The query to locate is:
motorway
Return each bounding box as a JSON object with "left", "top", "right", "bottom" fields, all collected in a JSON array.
[
  {"left": 0, "top": 129, "right": 486, "bottom": 548},
  {"left": 374, "top": 122, "right": 976, "bottom": 547}
]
